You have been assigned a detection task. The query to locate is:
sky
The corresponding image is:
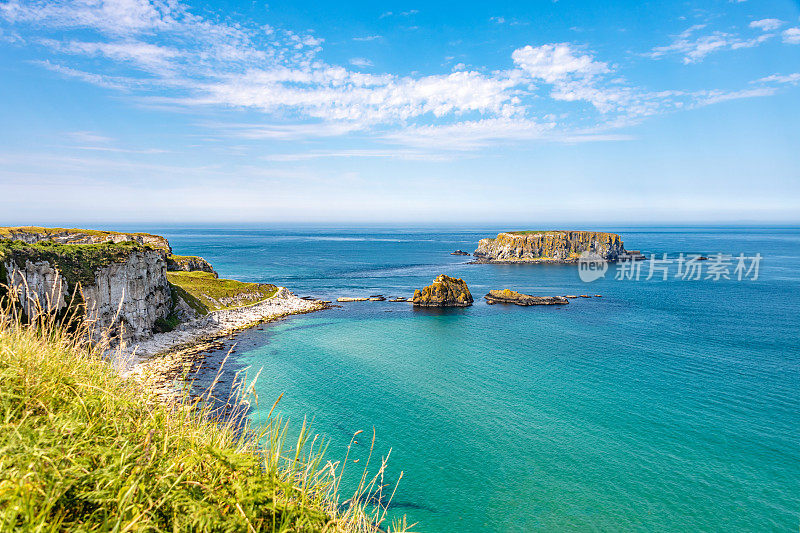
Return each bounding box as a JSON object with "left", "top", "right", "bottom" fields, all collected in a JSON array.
[{"left": 0, "top": 0, "right": 799, "bottom": 225}]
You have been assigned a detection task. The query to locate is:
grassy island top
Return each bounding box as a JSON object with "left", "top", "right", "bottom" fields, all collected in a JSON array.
[
  {"left": 503, "top": 230, "right": 620, "bottom": 236},
  {"left": 167, "top": 271, "right": 278, "bottom": 315}
]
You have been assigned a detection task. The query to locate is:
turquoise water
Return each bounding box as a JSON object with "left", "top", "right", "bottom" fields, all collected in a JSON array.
[{"left": 147, "top": 226, "right": 799, "bottom": 531}]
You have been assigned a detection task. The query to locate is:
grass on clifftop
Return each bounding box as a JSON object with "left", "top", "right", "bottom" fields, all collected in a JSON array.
[
  {"left": 0, "top": 240, "right": 155, "bottom": 288},
  {"left": 0, "top": 304, "right": 409, "bottom": 532},
  {"left": 167, "top": 271, "right": 278, "bottom": 315}
]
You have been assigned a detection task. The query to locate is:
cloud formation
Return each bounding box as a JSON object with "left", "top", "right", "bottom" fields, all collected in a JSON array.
[
  {"left": 0, "top": 0, "right": 794, "bottom": 151},
  {"left": 648, "top": 24, "right": 775, "bottom": 64},
  {"left": 749, "top": 19, "right": 783, "bottom": 32}
]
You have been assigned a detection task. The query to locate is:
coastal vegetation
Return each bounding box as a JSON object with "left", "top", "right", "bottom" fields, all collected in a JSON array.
[
  {"left": 0, "top": 239, "right": 155, "bottom": 288},
  {"left": 167, "top": 271, "right": 278, "bottom": 315},
  {"left": 0, "top": 301, "right": 408, "bottom": 532},
  {"left": 0, "top": 226, "right": 171, "bottom": 251}
]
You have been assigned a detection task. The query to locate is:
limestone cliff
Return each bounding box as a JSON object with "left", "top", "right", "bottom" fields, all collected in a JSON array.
[
  {"left": 473, "top": 231, "right": 629, "bottom": 263},
  {"left": 1, "top": 236, "right": 171, "bottom": 341},
  {"left": 0, "top": 226, "right": 171, "bottom": 252},
  {"left": 167, "top": 254, "right": 217, "bottom": 277},
  {"left": 412, "top": 274, "right": 473, "bottom": 307}
]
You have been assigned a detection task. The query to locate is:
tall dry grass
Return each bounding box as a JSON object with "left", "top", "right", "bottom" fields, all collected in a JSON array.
[{"left": 0, "top": 283, "right": 412, "bottom": 532}]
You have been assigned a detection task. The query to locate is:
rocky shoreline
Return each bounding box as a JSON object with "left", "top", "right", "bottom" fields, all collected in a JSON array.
[{"left": 122, "top": 288, "right": 327, "bottom": 399}]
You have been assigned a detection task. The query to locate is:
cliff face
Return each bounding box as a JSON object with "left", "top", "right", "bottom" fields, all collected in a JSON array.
[
  {"left": 0, "top": 226, "right": 171, "bottom": 252},
  {"left": 473, "top": 231, "right": 627, "bottom": 262},
  {"left": 2, "top": 240, "right": 171, "bottom": 341},
  {"left": 412, "top": 274, "right": 473, "bottom": 307},
  {"left": 167, "top": 255, "right": 217, "bottom": 277},
  {"left": 80, "top": 251, "right": 171, "bottom": 341}
]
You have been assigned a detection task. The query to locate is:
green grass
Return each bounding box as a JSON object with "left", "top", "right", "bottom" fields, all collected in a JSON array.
[
  {"left": 0, "top": 226, "right": 170, "bottom": 250},
  {"left": 167, "top": 271, "right": 278, "bottom": 315},
  {"left": 0, "top": 306, "right": 410, "bottom": 532},
  {"left": 0, "top": 240, "right": 155, "bottom": 288}
]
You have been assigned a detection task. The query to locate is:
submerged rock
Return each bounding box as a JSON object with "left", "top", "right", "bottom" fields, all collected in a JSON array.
[
  {"left": 484, "top": 289, "right": 569, "bottom": 306},
  {"left": 412, "top": 274, "right": 473, "bottom": 307}
]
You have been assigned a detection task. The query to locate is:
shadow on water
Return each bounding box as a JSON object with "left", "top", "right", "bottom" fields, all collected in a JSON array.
[{"left": 410, "top": 306, "right": 471, "bottom": 317}]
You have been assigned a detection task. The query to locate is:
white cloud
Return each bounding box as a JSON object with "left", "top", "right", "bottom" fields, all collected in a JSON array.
[
  {"left": 352, "top": 35, "right": 380, "bottom": 41},
  {"left": 67, "top": 131, "right": 113, "bottom": 144},
  {"left": 45, "top": 39, "right": 180, "bottom": 71},
  {"left": 756, "top": 72, "right": 800, "bottom": 85},
  {"left": 649, "top": 24, "right": 775, "bottom": 63},
  {"left": 512, "top": 43, "right": 608, "bottom": 83},
  {"left": 749, "top": 19, "right": 783, "bottom": 31},
  {"left": 204, "top": 122, "right": 366, "bottom": 140},
  {"left": 349, "top": 57, "right": 373, "bottom": 68},
  {"left": 693, "top": 87, "right": 776, "bottom": 106},
  {"left": 263, "top": 149, "right": 451, "bottom": 162},
  {"left": 783, "top": 28, "right": 800, "bottom": 44},
  {"left": 34, "top": 60, "right": 135, "bottom": 90},
  {"left": 2, "top": 0, "right": 792, "bottom": 151},
  {"left": 381, "top": 118, "right": 555, "bottom": 150}
]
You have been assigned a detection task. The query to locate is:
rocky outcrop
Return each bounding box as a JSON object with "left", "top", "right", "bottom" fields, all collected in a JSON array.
[
  {"left": 0, "top": 226, "right": 171, "bottom": 251},
  {"left": 484, "top": 289, "right": 569, "bottom": 306},
  {"left": 412, "top": 274, "right": 473, "bottom": 307},
  {"left": 473, "top": 231, "right": 629, "bottom": 263},
  {"left": 3, "top": 248, "right": 171, "bottom": 341},
  {"left": 167, "top": 255, "right": 217, "bottom": 277},
  {"left": 450, "top": 250, "right": 470, "bottom": 256}
]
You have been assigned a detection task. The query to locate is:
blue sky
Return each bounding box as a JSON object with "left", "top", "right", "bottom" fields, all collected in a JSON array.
[{"left": 1, "top": 0, "right": 799, "bottom": 224}]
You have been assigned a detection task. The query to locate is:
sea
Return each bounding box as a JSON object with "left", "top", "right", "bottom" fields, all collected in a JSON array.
[{"left": 131, "top": 225, "right": 799, "bottom": 532}]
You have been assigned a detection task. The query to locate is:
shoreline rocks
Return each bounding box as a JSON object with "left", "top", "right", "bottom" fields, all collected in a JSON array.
[
  {"left": 412, "top": 274, "right": 473, "bottom": 307},
  {"left": 123, "top": 288, "right": 328, "bottom": 397},
  {"left": 484, "top": 289, "right": 569, "bottom": 306}
]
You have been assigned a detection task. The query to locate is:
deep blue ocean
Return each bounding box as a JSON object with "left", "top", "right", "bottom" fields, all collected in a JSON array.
[{"left": 135, "top": 225, "right": 799, "bottom": 531}]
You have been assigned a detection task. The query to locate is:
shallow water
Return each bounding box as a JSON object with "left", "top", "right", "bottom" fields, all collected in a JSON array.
[{"left": 143, "top": 225, "right": 800, "bottom": 531}]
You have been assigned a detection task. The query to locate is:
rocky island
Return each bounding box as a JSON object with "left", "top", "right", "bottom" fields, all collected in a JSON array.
[
  {"left": 484, "top": 289, "right": 569, "bottom": 306},
  {"left": 473, "top": 230, "right": 640, "bottom": 263},
  {"left": 412, "top": 274, "right": 473, "bottom": 307}
]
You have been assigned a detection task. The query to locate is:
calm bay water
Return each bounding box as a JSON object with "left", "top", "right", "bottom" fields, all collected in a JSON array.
[{"left": 140, "top": 225, "right": 799, "bottom": 531}]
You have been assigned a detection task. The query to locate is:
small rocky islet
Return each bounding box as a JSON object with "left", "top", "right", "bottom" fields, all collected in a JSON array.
[
  {"left": 484, "top": 289, "right": 569, "bottom": 306},
  {"left": 412, "top": 274, "right": 473, "bottom": 307}
]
